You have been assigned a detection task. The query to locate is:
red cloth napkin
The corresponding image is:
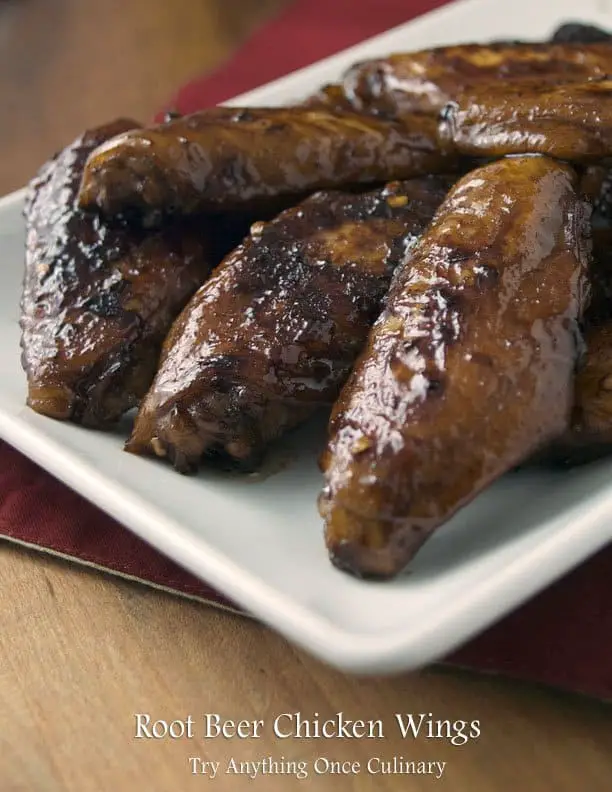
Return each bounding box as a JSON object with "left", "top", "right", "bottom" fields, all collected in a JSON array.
[
  {"left": 161, "top": 0, "right": 452, "bottom": 113},
  {"left": 3, "top": 0, "right": 612, "bottom": 698}
]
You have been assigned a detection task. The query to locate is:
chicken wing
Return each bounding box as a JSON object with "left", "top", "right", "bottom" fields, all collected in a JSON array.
[
  {"left": 525, "top": 224, "right": 612, "bottom": 466},
  {"left": 550, "top": 22, "right": 612, "bottom": 43},
  {"left": 319, "top": 156, "right": 591, "bottom": 579},
  {"left": 439, "top": 78, "right": 612, "bottom": 161},
  {"left": 316, "top": 42, "right": 612, "bottom": 119},
  {"left": 548, "top": 228, "right": 612, "bottom": 460},
  {"left": 21, "top": 121, "right": 214, "bottom": 426},
  {"left": 77, "top": 107, "right": 453, "bottom": 219},
  {"left": 579, "top": 165, "right": 612, "bottom": 224},
  {"left": 126, "top": 177, "right": 454, "bottom": 472},
  {"left": 301, "top": 84, "right": 357, "bottom": 113},
  {"left": 572, "top": 323, "right": 612, "bottom": 443}
]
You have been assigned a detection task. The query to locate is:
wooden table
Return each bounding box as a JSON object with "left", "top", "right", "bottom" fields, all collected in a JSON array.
[{"left": 2, "top": 2, "right": 612, "bottom": 790}]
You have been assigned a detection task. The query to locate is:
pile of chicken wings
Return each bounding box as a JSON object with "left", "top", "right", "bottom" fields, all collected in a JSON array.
[{"left": 20, "top": 21, "right": 612, "bottom": 578}]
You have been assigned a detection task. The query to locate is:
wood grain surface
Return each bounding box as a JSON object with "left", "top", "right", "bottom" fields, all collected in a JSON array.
[{"left": 1, "top": 2, "right": 612, "bottom": 791}]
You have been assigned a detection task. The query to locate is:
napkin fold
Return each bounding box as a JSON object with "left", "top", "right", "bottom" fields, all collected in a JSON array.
[{"left": 3, "top": 0, "right": 612, "bottom": 698}]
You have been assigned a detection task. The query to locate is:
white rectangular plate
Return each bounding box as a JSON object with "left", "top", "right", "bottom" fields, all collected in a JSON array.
[{"left": 3, "top": 0, "right": 612, "bottom": 674}]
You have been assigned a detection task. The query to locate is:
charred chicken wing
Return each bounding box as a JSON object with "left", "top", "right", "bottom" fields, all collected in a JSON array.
[
  {"left": 77, "top": 107, "right": 453, "bottom": 218},
  {"left": 21, "top": 121, "right": 214, "bottom": 426},
  {"left": 550, "top": 22, "right": 612, "bottom": 43},
  {"left": 126, "top": 177, "right": 454, "bottom": 472},
  {"left": 319, "top": 156, "right": 591, "bottom": 579}
]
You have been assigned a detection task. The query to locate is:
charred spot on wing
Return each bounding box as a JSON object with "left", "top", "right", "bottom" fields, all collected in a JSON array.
[
  {"left": 468, "top": 351, "right": 494, "bottom": 368},
  {"left": 550, "top": 22, "right": 612, "bottom": 43},
  {"left": 427, "top": 377, "right": 446, "bottom": 395},
  {"left": 475, "top": 263, "right": 500, "bottom": 287},
  {"left": 230, "top": 109, "right": 257, "bottom": 123},
  {"left": 83, "top": 287, "right": 125, "bottom": 318}
]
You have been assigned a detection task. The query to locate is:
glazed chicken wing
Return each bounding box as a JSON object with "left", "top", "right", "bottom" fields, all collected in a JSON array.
[
  {"left": 312, "top": 42, "right": 612, "bottom": 119},
  {"left": 439, "top": 78, "right": 612, "bottom": 162},
  {"left": 550, "top": 228, "right": 612, "bottom": 458},
  {"left": 77, "top": 107, "right": 453, "bottom": 219},
  {"left": 21, "top": 121, "right": 214, "bottom": 426},
  {"left": 579, "top": 166, "right": 612, "bottom": 223},
  {"left": 126, "top": 177, "right": 454, "bottom": 472},
  {"left": 528, "top": 219, "right": 612, "bottom": 466},
  {"left": 319, "top": 156, "right": 591, "bottom": 579},
  {"left": 572, "top": 323, "right": 612, "bottom": 443}
]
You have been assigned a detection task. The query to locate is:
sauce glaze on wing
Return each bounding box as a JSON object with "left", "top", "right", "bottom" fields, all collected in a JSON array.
[
  {"left": 21, "top": 121, "right": 214, "bottom": 426},
  {"left": 553, "top": 229, "right": 612, "bottom": 459},
  {"left": 126, "top": 177, "right": 454, "bottom": 472},
  {"left": 439, "top": 78, "right": 612, "bottom": 162},
  {"left": 319, "top": 156, "right": 591, "bottom": 579},
  {"left": 327, "top": 42, "right": 612, "bottom": 118},
  {"left": 573, "top": 323, "right": 612, "bottom": 442},
  {"left": 77, "top": 107, "right": 454, "bottom": 218}
]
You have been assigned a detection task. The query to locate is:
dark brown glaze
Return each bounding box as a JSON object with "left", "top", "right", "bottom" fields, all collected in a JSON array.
[
  {"left": 585, "top": 227, "right": 612, "bottom": 321},
  {"left": 319, "top": 156, "right": 591, "bottom": 579},
  {"left": 21, "top": 121, "right": 214, "bottom": 426},
  {"left": 530, "top": 226, "right": 612, "bottom": 466},
  {"left": 331, "top": 42, "right": 612, "bottom": 118},
  {"left": 550, "top": 22, "right": 612, "bottom": 43},
  {"left": 126, "top": 177, "right": 454, "bottom": 472},
  {"left": 439, "top": 78, "right": 612, "bottom": 162},
  {"left": 572, "top": 323, "right": 612, "bottom": 443},
  {"left": 301, "top": 84, "right": 358, "bottom": 113},
  {"left": 549, "top": 228, "right": 612, "bottom": 460},
  {"left": 77, "top": 107, "right": 454, "bottom": 218},
  {"left": 579, "top": 164, "right": 612, "bottom": 224},
  {"left": 538, "top": 325, "right": 612, "bottom": 468}
]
